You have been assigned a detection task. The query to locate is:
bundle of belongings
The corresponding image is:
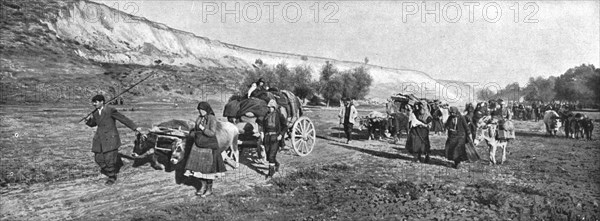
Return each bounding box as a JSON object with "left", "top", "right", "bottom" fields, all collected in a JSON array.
[
  {"left": 237, "top": 97, "right": 269, "bottom": 120},
  {"left": 496, "top": 119, "right": 515, "bottom": 140},
  {"left": 390, "top": 93, "right": 421, "bottom": 106},
  {"left": 234, "top": 97, "right": 266, "bottom": 141},
  {"left": 367, "top": 111, "right": 388, "bottom": 122}
]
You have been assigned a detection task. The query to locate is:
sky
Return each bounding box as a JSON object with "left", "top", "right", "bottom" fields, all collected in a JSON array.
[{"left": 95, "top": 0, "right": 600, "bottom": 87}]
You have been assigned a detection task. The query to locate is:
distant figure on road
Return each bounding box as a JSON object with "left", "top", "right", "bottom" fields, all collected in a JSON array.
[
  {"left": 338, "top": 97, "right": 358, "bottom": 144},
  {"left": 85, "top": 94, "right": 141, "bottom": 186}
]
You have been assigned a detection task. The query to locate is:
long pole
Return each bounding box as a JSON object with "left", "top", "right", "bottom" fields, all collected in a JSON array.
[{"left": 78, "top": 70, "right": 156, "bottom": 123}]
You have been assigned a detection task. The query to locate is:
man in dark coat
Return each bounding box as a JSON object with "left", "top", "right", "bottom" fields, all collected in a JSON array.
[
  {"left": 262, "top": 100, "right": 287, "bottom": 178},
  {"left": 85, "top": 95, "right": 141, "bottom": 185}
]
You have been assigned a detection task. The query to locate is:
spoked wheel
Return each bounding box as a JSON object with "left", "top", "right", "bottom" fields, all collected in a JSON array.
[{"left": 290, "top": 116, "right": 316, "bottom": 156}]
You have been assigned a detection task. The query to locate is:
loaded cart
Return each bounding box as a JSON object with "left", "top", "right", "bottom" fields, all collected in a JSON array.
[{"left": 226, "top": 90, "right": 317, "bottom": 157}]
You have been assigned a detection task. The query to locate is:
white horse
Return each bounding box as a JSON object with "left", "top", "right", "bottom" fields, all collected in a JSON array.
[{"left": 473, "top": 115, "right": 510, "bottom": 165}]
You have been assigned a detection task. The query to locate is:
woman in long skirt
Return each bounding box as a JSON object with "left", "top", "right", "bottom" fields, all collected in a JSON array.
[
  {"left": 444, "top": 106, "right": 471, "bottom": 169},
  {"left": 431, "top": 106, "right": 444, "bottom": 135},
  {"left": 406, "top": 102, "right": 432, "bottom": 163},
  {"left": 184, "top": 102, "right": 227, "bottom": 197}
]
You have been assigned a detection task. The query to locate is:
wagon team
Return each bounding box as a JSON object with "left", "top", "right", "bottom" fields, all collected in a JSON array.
[
  {"left": 84, "top": 79, "right": 593, "bottom": 196},
  {"left": 84, "top": 78, "right": 288, "bottom": 196}
]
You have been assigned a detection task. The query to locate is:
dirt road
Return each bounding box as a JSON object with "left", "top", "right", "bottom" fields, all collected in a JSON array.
[{"left": 1, "top": 105, "right": 599, "bottom": 220}]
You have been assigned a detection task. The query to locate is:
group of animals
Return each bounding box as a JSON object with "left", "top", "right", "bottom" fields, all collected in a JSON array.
[{"left": 542, "top": 108, "right": 594, "bottom": 140}]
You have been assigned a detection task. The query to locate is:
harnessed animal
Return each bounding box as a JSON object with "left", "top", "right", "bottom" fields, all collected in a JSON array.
[
  {"left": 358, "top": 111, "right": 390, "bottom": 140},
  {"left": 170, "top": 120, "right": 240, "bottom": 168}
]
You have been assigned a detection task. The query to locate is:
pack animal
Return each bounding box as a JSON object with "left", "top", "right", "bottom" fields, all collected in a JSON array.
[
  {"left": 474, "top": 115, "right": 510, "bottom": 165},
  {"left": 358, "top": 111, "right": 389, "bottom": 140}
]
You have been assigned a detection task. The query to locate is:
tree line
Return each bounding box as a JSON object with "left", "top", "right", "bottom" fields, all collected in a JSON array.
[
  {"left": 238, "top": 59, "right": 373, "bottom": 106},
  {"left": 477, "top": 64, "right": 600, "bottom": 107}
]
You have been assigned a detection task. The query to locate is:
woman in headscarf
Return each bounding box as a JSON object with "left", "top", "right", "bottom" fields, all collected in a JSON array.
[
  {"left": 464, "top": 102, "right": 477, "bottom": 141},
  {"left": 406, "top": 102, "right": 432, "bottom": 163},
  {"left": 184, "top": 101, "right": 227, "bottom": 197},
  {"left": 444, "top": 106, "right": 471, "bottom": 169},
  {"left": 431, "top": 103, "right": 444, "bottom": 135}
]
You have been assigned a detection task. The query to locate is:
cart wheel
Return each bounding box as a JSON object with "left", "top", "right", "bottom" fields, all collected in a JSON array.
[{"left": 290, "top": 116, "right": 316, "bottom": 156}]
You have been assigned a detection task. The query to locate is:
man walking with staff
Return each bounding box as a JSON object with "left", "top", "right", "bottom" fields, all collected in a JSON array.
[
  {"left": 85, "top": 94, "right": 142, "bottom": 185},
  {"left": 338, "top": 97, "right": 358, "bottom": 144}
]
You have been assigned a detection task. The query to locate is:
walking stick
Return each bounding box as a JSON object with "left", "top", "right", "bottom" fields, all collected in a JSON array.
[
  {"left": 78, "top": 70, "right": 156, "bottom": 123},
  {"left": 338, "top": 123, "right": 342, "bottom": 139}
]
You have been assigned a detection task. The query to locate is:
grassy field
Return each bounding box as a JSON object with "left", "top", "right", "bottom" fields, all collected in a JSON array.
[{"left": 1, "top": 103, "right": 599, "bottom": 220}]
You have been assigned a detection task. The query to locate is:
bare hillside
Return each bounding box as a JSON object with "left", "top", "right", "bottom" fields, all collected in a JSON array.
[{"left": 1, "top": 0, "right": 462, "bottom": 104}]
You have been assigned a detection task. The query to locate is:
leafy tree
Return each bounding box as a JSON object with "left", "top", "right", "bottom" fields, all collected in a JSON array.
[
  {"left": 322, "top": 77, "right": 343, "bottom": 106},
  {"left": 555, "top": 64, "right": 596, "bottom": 103},
  {"left": 321, "top": 65, "right": 372, "bottom": 104},
  {"left": 476, "top": 87, "right": 496, "bottom": 101},
  {"left": 318, "top": 61, "right": 339, "bottom": 105},
  {"left": 586, "top": 68, "right": 600, "bottom": 104},
  {"left": 523, "top": 76, "right": 556, "bottom": 102},
  {"left": 319, "top": 61, "right": 337, "bottom": 83},
  {"left": 292, "top": 65, "right": 314, "bottom": 101},
  {"left": 349, "top": 66, "right": 373, "bottom": 99},
  {"left": 274, "top": 62, "right": 292, "bottom": 90}
]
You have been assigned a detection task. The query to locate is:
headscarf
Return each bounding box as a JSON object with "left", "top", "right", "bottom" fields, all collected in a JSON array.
[
  {"left": 415, "top": 102, "right": 431, "bottom": 123},
  {"left": 267, "top": 99, "right": 277, "bottom": 108},
  {"left": 449, "top": 106, "right": 460, "bottom": 115},
  {"left": 196, "top": 102, "right": 215, "bottom": 116}
]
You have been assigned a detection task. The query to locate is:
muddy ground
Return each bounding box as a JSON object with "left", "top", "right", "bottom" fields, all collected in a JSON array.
[{"left": 1, "top": 103, "right": 599, "bottom": 220}]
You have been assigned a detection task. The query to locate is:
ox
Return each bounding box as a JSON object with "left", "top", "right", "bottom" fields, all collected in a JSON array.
[
  {"left": 132, "top": 119, "right": 240, "bottom": 170},
  {"left": 581, "top": 118, "right": 594, "bottom": 140},
  {"left": 132, "top": 119, "right": 191, "bottom": 170},
  {"left": 358, "top": 111, "right": 389, "bottom": 141},
  {"left": 170, "top": 120, "right": 240, "bottom": 168},
  {"left": 543, "top": 110, "right": 562, "bottom": 137},
  {"left": 567, "top": 113, "right": 586, "bottom": 139}
]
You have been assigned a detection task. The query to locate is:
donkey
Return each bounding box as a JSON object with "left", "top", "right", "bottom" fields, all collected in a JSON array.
[
  {"left": 474, "top": 115, "right": 510, "bottom": 165},
  {"left": 170, "top": 120, "right": 240, "bottom": 169}
]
